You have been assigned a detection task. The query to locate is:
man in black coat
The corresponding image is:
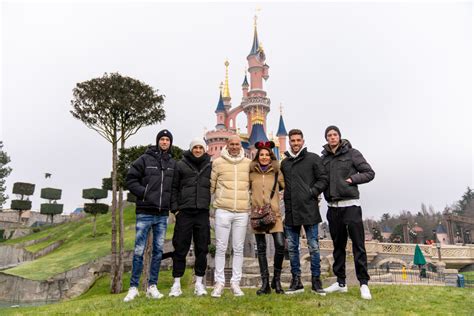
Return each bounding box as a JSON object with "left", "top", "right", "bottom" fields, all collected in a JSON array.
[
  {"left": 168, "top": 137, "right": 212, "bottom": 297},
  {"left": 123, "top": 129, "right": 176, "bottom": 302},
  {"left": 281, "top": 129, "right": 328, "bottom": 295},
  {"left": 321, "top": 125, "right": 375, "bottom": 300}
]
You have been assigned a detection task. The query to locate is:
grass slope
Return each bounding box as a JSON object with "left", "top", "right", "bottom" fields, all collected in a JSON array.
[
  {"left": 3, "top": 206, "right": 174, "bottom": 280},
  {"left": 3, "top": 271, "right": 473, "bottom": 315}
]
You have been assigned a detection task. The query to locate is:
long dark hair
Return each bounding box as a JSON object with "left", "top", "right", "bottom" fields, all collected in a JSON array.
[{"left": 253, "top": 147, "right": 277, "bottom": 163}]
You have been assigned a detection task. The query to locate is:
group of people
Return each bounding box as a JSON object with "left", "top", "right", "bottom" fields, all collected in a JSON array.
[{"left": 123, "top": 125, "right": 375, "bottom": 302}]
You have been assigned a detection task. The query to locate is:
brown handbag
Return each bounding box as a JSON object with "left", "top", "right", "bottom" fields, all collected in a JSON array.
[{"left": 250, "top": 172, "right": 278, "bottom": 230}]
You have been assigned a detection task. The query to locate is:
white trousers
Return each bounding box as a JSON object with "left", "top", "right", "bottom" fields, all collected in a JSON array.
[{"left": 214, "top": 208, "right": 249, "bottom": 285}]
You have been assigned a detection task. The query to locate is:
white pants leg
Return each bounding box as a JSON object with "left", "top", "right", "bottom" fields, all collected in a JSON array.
[
  {"left": 230, "top": 212, "right": 249, "bottom": 284},
  {"left": 214, "top": 209, "right": 232, "bottom": 285}
]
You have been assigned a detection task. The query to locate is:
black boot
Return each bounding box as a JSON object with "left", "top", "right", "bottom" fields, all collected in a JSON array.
[
  {"left": 311, "top": 276, "right": 326, "bottom": 296},
  {"left": 256, "top": 235, "right": 271, "bottom": 295},
  {"left": 286, "top": 274, "right": 304, "bottom": 294},
  {"left": 257, "top": 276, "right": 271, "bottom": 295},
  {"left": 271, "top": 269, "right": 284, "bottom": 294}
]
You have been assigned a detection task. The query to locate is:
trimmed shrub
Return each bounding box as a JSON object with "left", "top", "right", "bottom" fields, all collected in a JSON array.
[
  {"left": 40, "top": 203, "right": 64, "bottom": 215},
  {"left": 41, "top": 188, "right": 62, "bottom": 200},
  {"left": 82, "top": 188, "right": 108, "bottom": 200},
  {"left": 84, "top": 203, "right": 109, "bottom": 215},
  {"left": 13, "top": 182, "right": 35, "bottom": 196},
  {"left": 11, "top": 200, "right": 32, "bottom": 211}
]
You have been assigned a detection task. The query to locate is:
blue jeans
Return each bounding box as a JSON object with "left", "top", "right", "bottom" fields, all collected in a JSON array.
[
  {"left": 285, "top": 224, "right": 321, "bottom": 277},
  {"left": 130, "top": 214, "right": 168, "bottom": 288}
]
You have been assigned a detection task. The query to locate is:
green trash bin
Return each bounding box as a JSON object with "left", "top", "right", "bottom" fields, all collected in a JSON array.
[{"left": 457, "top": 274, "right": 465, "bottom": 288}]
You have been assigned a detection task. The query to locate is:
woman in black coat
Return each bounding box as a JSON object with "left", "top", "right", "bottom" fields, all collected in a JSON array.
[{"left": 169, "top": 138, "right": 212, "bottom": 297}]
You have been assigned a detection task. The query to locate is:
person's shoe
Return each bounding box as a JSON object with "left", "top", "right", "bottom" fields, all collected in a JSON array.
[
  {"left": 168, "top": 283, "right": 182, "bottom": 297},
  {"left": 211, "top": 282, "right": 224, "bottom": 298},
  {"left": 271, "top": 269, "right": 285, "bottom": 294},
  {"left": 230, "top": 282, "right": 245, "bottom": 297},
  {"left": 324, "top": 282, "right": 348, "bottom": 294},
  {"left": 146, "top": 285, "right": 164, "bottom": 299},
  {"left": 360, "top": 284, "right": 372, "bottom": 300},
  {"left": 194, "top": 282, "right": 208, "bottom": 296},
  {"left": 286, "top": 275, "right": 304, "bottom": 294},
  {"left": 256, "top": 276, "right": 271, "bottom": 295},
  {"left": 123, "top": 287, "right": 139, "bottom": 302},
  {"left": 311, "top": 276, "right": 326, "bottom": 296}
]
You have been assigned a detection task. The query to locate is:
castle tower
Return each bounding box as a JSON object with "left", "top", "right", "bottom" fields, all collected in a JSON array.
[
  {"left": 222, "top": 60, "right": 232, "bottom": 112},
  {"left": 243, "top": 15, "right": 271, "bottom": 138},
  {"left": 214, "top": 91, "right": 226, "bottom": 130},
  {"left": 276, "top": 105, "right": 288, "bottom": 156}
]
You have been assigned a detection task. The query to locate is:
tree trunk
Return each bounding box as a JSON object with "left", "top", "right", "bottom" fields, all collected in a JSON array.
[
  {"left": 141, "top": 230, "right": 153, "bottom": 291},
  {"left": 93, "top": 214, "right": 97, "bottom": 238},
  {"left": 51, "top": 214, "right": 54, "bottom": 224},
  {"left": 116, "top": 134, "right": 126, "bottom": 293},
  {"left": 110, "top": 133, "right": 119, "bottom": 293}
]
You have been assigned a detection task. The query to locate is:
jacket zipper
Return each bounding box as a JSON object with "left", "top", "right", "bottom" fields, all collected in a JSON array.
[
  {"left": 143, "top": 184, "right": 149, "bottom": 201},
  {"left": 159, "top": 170, "right": 164, "bottom": 210},
  {"left": 234, "top": 164, "right": 237, "bottom": 210}
]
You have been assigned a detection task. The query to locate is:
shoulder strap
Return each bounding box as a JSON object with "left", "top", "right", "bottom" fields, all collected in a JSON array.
[{"left": 269, "top": 171, "right": 279, "bottom": 200}]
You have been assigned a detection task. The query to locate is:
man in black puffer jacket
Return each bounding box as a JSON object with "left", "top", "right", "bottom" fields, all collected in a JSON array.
[
  {"left": 168, "top": 137, "right": 211, "bottom": 297},
  {"left": 321, "top": 125, "right": 375, "bottom": 300},
  {"left": 281, "top": 129, "right": 328, "bottom": 295},
  {"left": 123, "top": 129, "right": 176, "bottom": 302}
]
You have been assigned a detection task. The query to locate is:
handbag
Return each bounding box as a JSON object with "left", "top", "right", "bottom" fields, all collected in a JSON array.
[{"left": 250, "top": 171, "right": 279, "bottom": 230}]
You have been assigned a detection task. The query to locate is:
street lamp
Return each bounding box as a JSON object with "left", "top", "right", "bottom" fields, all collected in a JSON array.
[
  {"left": 432, "top": 229, "right": 442, "bottom": 262},
  {"left": 465, "top": 230, "right": 471, "bottom": 244}
]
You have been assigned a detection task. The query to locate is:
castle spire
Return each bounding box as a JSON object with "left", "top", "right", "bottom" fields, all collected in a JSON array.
[
  {"left": 222, "top": 60, "right": 231, "bottom": 98},
  {"left": 249, "top": 15, "right": 260, "bottom": 56},
  {"left": 276, "top": 104, "right": 288, "bottom": 137}
]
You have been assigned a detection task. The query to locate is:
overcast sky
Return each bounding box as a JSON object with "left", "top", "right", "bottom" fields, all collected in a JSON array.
[{"left": 1, "top": 1, "right": 472, "bottom": 220}]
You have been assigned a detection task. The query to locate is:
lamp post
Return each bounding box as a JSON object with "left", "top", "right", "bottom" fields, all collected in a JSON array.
[
  {"left": 465, "top": 230, "right": 471, "bottom": 244},
  {"left": 432, "top": 229, "right": 442, "bottom": 262}
]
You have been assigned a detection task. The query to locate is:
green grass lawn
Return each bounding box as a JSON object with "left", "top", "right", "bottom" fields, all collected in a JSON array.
[
  {"left": 2, "top": 206, "right": 174, "bottom": 281},
  {"left": 2, "top": 270, "right": 473, "bottom": 315}
]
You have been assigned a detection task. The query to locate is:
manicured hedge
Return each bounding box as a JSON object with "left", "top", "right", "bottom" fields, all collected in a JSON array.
[
  {"left": 40, "top": 203, "right": 64, "bottom": 215},
  {"left": 82, "top": 188, "right": 108, "bottom": 200},
  {"left": 11, "top": 200, "right": 32, "bottom": 211},
  {"left": 84, "top": 203, "right": 109, "bottom": 215},
  {"left": 12, "top": 182, "right": 35, "bottom": 196},
  {"left": 41, "top": 188, "right": 62, "bottom": 200}
]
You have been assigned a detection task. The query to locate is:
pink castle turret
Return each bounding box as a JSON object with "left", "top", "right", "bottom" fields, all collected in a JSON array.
[{"left": 205, "top": 16, "right": 287, "bottom": 160}]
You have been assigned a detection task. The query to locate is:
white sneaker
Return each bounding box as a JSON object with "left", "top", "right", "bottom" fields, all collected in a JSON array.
[
  {"left": 360, "top": 284, "right": 372, "bottom": 300},
  {"left": 169, "top": 283, "right": 183, "bottom": 297},
  {"left": 146, "top": 285, "right": 164, "bottom": 299},
  {"left": 194, "top": 282, "right": 208, "bottom": 296},
  {"left": 230, "top": 282, "right": 245, "bottom": 297},
  {"left": 211, "top": 282, "right": 224, "bottom": 298},
  {"left": 123, "top": 287, "right": 139, "bottom": 302},
  {"left": 323, "top": 282, "right": 348, "bottom": 294}
]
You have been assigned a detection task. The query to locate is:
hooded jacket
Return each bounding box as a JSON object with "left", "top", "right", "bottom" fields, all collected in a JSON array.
[
  {"left": 280, "top": 148, "right": 328, "bottom": 226},
  {"left": 249, "top": 160, "right": 285, "bottom": 233},
  {"left": 321, "top": 139, "right": 375, "bottom": 203},
  {"left": 171, "top": 150, "right": 212, "bottom": 212},
  {"left": 210, "top": 146, "right": 251, "bottom": 212},
  {"left": 126, "top": 146, "right": 176, "bottom": 215}
]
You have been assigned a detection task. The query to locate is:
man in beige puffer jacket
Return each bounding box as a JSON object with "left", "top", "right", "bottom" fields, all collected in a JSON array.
[{"left": 210, "top": 135, "right": 251, "bottom": 298}]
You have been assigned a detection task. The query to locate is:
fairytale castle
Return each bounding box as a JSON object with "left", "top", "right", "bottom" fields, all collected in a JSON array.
[{"left": 205, "top": 17, "right": 288, "bottom": 160}]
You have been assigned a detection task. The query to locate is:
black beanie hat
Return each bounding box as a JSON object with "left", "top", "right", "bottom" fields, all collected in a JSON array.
[
  {"left": 156, "top": 129, "right": 173, "bottom": 149},
  {"left": 325, "top": 125, "right": 341, "bottom": 140}
]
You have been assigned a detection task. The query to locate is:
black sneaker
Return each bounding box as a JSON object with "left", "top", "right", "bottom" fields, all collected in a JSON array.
[
  {"left": 286, "top": 275, "right": 304, "bottom": 294},
  {"left": 311, "top": 276, "right": 326, "bottom": 296}
]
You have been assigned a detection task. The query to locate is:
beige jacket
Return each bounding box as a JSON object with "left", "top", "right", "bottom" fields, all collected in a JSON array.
[
  {"left": 249, "top": 160, "right": 285, "bottom": 233},
  {"left": 210, "top": 146, "right": 251, "bottom": 212}
]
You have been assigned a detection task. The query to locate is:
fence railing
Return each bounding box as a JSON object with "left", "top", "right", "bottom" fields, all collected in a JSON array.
[{"left": 317, "top": 240, "right": 474, "bottom": 259}]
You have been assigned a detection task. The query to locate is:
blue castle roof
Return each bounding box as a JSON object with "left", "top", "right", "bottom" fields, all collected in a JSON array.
[
  {"left": 249, "top": 123, "right": 269, "bottom": 145},
  {"left": 215, "top": 92, "right": 225, "bottom": 113},
  {"left": 436, "top": 223, "right": 447, "bottom": 234},
  {"left": 276, "top": 114, "right": 287, "bottom": 137}
]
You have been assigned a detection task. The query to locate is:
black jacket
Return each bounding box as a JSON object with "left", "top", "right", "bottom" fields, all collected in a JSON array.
[
  {"left": 126, "top": 146, "right": 176, "bottom": 215},
  {"left": 171, "top": 151, "right": 212, "bottom": 212},
  {"left": 281, "top": 148, "right": 329, "bottom": 226},
  {"left": 321, "top": 139, "right": 375, "bottom": 203}
]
